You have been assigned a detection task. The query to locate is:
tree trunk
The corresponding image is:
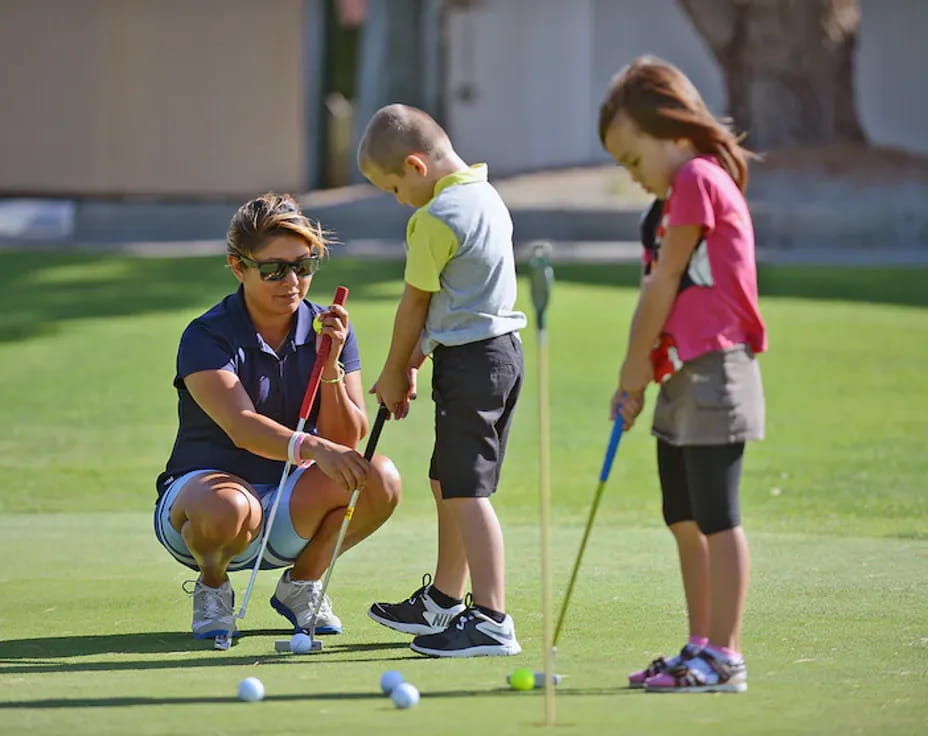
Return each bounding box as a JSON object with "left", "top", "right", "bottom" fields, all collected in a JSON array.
[{"left": 679, "top": 0, "right": 866, "bottom": 149}]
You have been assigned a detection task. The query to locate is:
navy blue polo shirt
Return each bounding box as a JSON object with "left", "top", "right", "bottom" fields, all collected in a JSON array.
[{"left": 155, "top": 286, "right": 361, "bottom": 499}]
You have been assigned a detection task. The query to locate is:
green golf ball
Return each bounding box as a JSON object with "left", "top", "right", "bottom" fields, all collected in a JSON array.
[{"left": 509, "top": 667, "right": 535, "bottom": 691}]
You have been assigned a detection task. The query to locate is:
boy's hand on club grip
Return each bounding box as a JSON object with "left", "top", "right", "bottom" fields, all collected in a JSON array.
[{"left": 370, "top": 368, "right": 412, "bottom": 420}]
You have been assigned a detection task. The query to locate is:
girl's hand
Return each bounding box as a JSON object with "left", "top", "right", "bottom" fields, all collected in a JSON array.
[
  {"left": 613, "top": 354, "right": 652, "bottom": 428},
  {"left": 315, "top": 304, "right": 350, "bottom": 365},
  {"left": 611, "top": 387, "right": 645, "bottom": 430}
]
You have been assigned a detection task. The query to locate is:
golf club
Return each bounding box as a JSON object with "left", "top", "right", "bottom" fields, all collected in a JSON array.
[
  {"left": 299, "top": 402, "right": 390, "bottom": 653},
  {"left": 529, "top": 241, "right": 557, "bottom": 724},
  {"left": 553, "top": 412, "right": 624, "bottom": 648}
]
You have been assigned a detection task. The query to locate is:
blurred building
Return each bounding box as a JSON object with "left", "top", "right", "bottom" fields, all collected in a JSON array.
[{"left": 0, "top": 0, "right": 925, "bottom": 198}]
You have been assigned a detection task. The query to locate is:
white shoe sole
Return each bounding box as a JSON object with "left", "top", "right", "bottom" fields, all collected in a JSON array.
[
  {"left": 367, "top": 608, "right": 443, "bottom": 636},
  {"left": 409, "top": 641, "right": 522, "bottom": 658},
  {"left": 646, "top": 681, "right": 747, "bottom": 693}
]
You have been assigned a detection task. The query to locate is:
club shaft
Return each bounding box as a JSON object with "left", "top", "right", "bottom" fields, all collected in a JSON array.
[
  {"left": 537, "top": 327, "right": 556, "bottom": 726},
  {"left": 553, "top": 416, "right": 622, "bottom": 645},
  {"left": 553, "top": 479, "right": 606, "bottom": 647},
  {"left": 308, "top": 405, "right": 389, "bottom": 639},
  {"left": 236, "top": 417, "right": 304, "bottom": 619}
]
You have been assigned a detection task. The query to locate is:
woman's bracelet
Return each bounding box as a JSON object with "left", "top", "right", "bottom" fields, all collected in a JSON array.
[
  {"left": 287, "top": 431, "right": 312, "bottom": 468},
  {"left": 320, "top": 363, "right": 345, "bottom": 384}
]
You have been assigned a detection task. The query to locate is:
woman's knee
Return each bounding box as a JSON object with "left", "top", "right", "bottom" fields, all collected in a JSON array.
[{"left": 179, "top": 484, "right": 261, "bottom": 543}]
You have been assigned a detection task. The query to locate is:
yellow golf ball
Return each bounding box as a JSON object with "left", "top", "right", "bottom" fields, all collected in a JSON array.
[{"left": 509, "top": 667, "right": 535, "bottom": 691}]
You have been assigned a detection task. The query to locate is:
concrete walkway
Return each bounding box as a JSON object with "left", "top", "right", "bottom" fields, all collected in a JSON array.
[{"left": 3, "top": 162, "right": 927, "bottom": 263}]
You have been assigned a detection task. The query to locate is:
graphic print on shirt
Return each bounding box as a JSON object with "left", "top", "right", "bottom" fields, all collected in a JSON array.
[{"left": 640, "top": 192, "right": 712, "bottom": 290}]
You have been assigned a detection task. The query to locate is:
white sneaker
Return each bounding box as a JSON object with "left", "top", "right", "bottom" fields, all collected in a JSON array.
[
  {"left": 270, "top": 569, "right": 342, "bottom": 634},
  {"left": 189, "top": 577, "right": 237, "bottom": 640}
]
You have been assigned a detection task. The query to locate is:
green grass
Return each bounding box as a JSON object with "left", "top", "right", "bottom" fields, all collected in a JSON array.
[{"left": 1, "top": 251, "right": 926, "bottom": 734}]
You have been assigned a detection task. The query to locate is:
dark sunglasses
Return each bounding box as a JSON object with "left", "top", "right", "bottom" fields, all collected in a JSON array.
[{"left": 238, "top": 254, "right": 321, "bottom": 281}]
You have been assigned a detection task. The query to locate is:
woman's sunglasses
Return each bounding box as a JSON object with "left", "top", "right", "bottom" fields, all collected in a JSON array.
[{"left": 238, "top": 255, "right": 321, "bottom": 281}]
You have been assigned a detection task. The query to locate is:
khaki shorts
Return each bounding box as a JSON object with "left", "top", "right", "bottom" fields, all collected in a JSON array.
[{"left": 652, "top": 345, "right": 765, "bottom": 446}]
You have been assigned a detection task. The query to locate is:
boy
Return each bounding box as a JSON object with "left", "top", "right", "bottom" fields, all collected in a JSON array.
[{"left": 360, "top": 103, "right": 526, "bottom": 657}]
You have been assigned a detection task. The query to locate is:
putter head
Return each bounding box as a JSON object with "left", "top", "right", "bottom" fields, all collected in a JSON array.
[
  {"left": 528, "top": 240, "right": 554, "bottom": 328},
  {"left": 274, "top": 638, "right": 324, "bottom": 653}
]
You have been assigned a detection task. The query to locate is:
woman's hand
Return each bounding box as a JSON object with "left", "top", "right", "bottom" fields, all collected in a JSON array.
[
  {"left": 315, "top": 304, "right": 350, "bottom": 367},
  {"left": 308, "top": 436, "right": 370, "bottom": 492}
]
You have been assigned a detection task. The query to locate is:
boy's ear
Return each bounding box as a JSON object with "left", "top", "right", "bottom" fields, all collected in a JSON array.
[{"left": 405, "top": 153, "right": 429, "bottom": 176}]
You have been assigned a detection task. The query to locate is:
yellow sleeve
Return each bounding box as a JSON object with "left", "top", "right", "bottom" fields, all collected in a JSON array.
[{"left": 404, "top": 209, "right": 459, "bottom": 292}]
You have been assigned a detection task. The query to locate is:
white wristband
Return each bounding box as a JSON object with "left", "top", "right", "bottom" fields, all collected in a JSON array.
[{"left": 287, "top": 431, "right": 306, "bottom": 467}]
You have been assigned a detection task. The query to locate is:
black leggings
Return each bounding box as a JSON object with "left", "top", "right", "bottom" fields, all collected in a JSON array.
[{"left": 657, "top": 439, "right": 744, "bottom": 535}]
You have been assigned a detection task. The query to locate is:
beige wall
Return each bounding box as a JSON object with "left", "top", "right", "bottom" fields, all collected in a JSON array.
[{"left": 0, "top": 0, "right": 306, "bottom": 196}]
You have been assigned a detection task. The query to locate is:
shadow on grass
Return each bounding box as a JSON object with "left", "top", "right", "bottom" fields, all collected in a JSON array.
[
  {"left": 0, "top": 687, "right": 635, "bottom": 709},
  {"left": 0, "top": 251, "right": 406, "bottom": 343},
  {"left": 0, "top": 632, "right": 418, "bottom": 675}
]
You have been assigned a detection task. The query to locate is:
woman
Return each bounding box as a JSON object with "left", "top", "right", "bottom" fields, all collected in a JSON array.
[{"left": 154, "top": 192, "right": 401, "bottom": 643}]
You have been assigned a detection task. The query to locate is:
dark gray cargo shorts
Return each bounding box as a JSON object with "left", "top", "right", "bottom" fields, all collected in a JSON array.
[{"left": 429, "top": 332, "right": 523, "bottom": 498}]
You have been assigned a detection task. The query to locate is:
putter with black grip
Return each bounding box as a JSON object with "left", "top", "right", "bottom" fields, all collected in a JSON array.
[{"left": 299, "top": 403, "right": 390, "bottom": 653}]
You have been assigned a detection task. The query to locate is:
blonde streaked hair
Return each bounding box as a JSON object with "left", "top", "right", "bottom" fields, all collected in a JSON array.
[{"left": 226, "top": 192, "right": 329, "bottom": 259}]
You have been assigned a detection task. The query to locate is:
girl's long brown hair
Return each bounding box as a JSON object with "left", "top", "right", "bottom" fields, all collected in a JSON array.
[{"left": 598, "top": 56, "right": 754, "bottom": 192}]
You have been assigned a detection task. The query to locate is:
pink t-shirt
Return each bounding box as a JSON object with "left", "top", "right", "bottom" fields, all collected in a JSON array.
[{"left": 643, "top": 155, "right": 767, "bottom": 363}]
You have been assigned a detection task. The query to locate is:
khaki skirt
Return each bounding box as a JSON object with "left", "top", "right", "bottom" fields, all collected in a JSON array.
[{"left": 652, "top": 345, "right": 765, "bottom": 446}]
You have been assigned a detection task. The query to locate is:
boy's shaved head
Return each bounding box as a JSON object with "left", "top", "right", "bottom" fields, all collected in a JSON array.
[{"left": 358, "top": 104, "right": 452, "bottom": 175}]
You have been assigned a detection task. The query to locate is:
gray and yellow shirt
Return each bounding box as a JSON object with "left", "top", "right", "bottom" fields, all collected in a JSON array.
[{"left": 405, "top": 164, "right": 527, "bottom": 354}]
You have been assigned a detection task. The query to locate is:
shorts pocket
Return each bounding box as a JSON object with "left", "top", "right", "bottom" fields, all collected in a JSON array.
[{"left": 692, "top": 375, "right": 736, "bottom": 410}]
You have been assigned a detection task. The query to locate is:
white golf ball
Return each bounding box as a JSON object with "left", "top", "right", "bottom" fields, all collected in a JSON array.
[
  {"left": 237, "top": 676, "right": 265, "bottom": 702},
  {"left": 290, "top": 632, "right": 313, "bottom": 654},
  {"left": 390, "top": 682, "right": 420, "bottom": 709},
  {"left": 380, "top": 669, "right": 404, "bottom": 695}
]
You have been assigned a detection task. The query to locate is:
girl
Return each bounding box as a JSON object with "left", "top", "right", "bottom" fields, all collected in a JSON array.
[{"left": 598, "top": 57, "right": 766, "bottom": 693}]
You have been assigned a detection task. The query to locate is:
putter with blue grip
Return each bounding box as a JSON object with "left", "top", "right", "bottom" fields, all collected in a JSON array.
[{"left": 553, "top": 412, "right": 624, "bottom": 647}]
